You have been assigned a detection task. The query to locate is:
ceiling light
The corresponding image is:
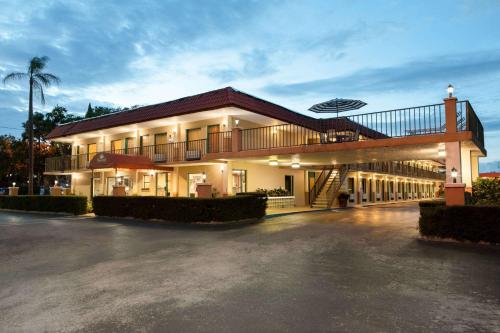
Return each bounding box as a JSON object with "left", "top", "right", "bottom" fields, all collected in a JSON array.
[
  {"left": 438, "top": 150, "right": 446, "bottom": 157},
  {"left": 269, "top": 160, "right": 278, "bottom": 166},
  {"left": 291, "top": 162, "right": 300, "bottom": 169}
]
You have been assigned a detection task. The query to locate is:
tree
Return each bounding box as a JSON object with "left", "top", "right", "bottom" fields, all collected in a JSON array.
[
  {"left": 3, "top": 56, "right": 61, "bottom": 194},
  {"left": 85, "top": 104, "right": 115, "bottom": 118}
]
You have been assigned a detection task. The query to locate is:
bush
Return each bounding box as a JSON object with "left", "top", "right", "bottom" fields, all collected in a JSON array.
[
  {"left": 256, "top": 187, "right": 291, "bottom": 197},
  {"left": 418, "top": 200, "right": 500, "bottom": 244},
  {"left": 93, "top": 195, "right": 267, "bottom": 223},
  {"left": 0, "top": 195, "right": 88, "bottom": 215},
  {"left": 472, "top": 178, "right": 500, "bottom": 205}
]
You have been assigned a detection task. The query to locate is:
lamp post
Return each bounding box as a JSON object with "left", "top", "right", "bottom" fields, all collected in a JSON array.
[
  {"left": 447, "top": 84, "right": 454, "bottom": 98},
  {"left": 451, "top": 167, "right": 458, "bottom": 184}
]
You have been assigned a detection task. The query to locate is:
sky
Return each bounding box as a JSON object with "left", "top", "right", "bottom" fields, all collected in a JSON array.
[{"left": 0, "top": 0, "right": 499, "bottom": 170}]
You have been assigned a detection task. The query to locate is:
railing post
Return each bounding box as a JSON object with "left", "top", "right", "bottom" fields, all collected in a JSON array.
[
  {"left": 444, "top": 97, "right": 457, "bottom": 133},
  {"left": 231, "top": 127, "right": 242, "bottom": 152}
]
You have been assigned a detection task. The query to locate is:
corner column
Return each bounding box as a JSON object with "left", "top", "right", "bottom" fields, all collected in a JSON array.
[{"left": 444, "top": 96, "right": 465, "bottom": 205}]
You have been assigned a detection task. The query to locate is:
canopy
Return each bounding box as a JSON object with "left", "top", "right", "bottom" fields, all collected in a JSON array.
[
  {"left": 88, "top": 152, "right": 173, "bottom": 171},
  {"left": 309, "top": 98, "right": 367, "bottom": 114}
]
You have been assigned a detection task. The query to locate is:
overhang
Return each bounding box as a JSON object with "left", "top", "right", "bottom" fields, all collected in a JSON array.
[{"left": 88, "top": 153, "right": 173, "bottom": 171}]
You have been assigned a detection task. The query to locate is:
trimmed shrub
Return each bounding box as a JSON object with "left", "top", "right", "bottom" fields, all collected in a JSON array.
[
  {"left": 0, "top": 195, "right": 88, "bottom": 215},
  {"left": 93, "top": 195, "right": 267, "bottom": 223},
  {"left": 472, "top": 178, "right": 500, "bottom": 205},
  {"left": 418, "top": 200, "right": 500, "bottom": 244}
]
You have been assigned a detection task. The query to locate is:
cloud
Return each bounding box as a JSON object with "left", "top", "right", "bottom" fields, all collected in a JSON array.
[
  {"left": 264, "top": 49, "right": 500, "bottom": 97},
  {"left": 208, "top": 49, "right": 276, "bottom": 82}
]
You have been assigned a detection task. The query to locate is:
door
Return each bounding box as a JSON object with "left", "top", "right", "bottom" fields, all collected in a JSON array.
[
  {"left": 207, "top": 125, "right": 220, "bottom": 153},
  {"left": 232, "top": 169, "right": 247, "bottom": 193},
  {"left": 186, "top": 128, "right": 202, "bottom": 151},
  {"left": 188, "top": 173, "right": 204, "bottom": 197}
]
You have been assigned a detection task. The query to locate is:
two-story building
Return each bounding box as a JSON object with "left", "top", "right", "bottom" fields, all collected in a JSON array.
[{"left": 45, "top": 87, "right": 486, "bottom": 208}]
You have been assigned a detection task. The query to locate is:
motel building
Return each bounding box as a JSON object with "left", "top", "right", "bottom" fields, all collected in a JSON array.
[{"left": 44, "top": 86, "right": 486, "bottom": 209}]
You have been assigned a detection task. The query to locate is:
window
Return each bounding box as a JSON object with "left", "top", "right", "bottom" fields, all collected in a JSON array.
[
  {"left": 285, "top": 175, "right": 294, "bottom": 195},
  {"left": 87, "top": 143, "right": 97, "bottom": 161},
  {"left": 111, "top": 139, "right": 122, "bottom": 152},
  {"left": 143, "top": 175, "right": 151, "bottom": 190}
]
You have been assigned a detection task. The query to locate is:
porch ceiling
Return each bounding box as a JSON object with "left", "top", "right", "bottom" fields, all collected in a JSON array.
[{"left": 218, "top": 142, "right": 446, "bottom": 166}]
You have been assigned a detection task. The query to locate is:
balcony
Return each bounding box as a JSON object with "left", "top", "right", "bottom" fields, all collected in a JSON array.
[{"left": 45, "top": 100, "right": 483, "bottom": 173}]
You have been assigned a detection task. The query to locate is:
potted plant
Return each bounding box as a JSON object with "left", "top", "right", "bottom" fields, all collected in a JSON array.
[{"left": 338, "top": 192, "right": 350, "bottom": 208}]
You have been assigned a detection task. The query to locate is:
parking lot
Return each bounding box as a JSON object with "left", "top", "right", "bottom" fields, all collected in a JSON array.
[{"left": 1, "top": 203, "right": 499, "bottom": 332}]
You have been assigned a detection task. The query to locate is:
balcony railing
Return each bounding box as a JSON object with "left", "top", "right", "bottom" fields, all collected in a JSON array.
[
  {"left": 347, "top": 162, "right": 445, "bottom": 180},
  {"left": 45, "top": 100, "right": 484, "bottom": 173}
]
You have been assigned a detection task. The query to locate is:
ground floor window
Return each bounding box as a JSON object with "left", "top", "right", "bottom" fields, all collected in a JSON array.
[
  {"left": 106, "top": 176, "right": 131, "bottom": 195},
  {"left": 188, "top": 173, "right": 204, "bottom": 197},
  {"left": 156, "top": 172, "right": 170, "bottom": 196},
  {"left": 93, "top": 177, "right": 102, "bottom": 196},
  {"left": 143, "top": 175, "right": 151, "bottom": 190},
  {"left": 232, "top": 169, "right": 247, "bottom": 193},
  {"left": 285, "top": 175, "right": 294, "bottom": 195}
]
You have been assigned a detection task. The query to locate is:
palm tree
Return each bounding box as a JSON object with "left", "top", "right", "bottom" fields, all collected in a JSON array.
[{"left": 3, "top": 56, "right": 60, "bottom": 194}]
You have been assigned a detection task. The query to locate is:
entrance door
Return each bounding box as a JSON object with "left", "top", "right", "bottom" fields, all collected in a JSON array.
[
  {"left": 156, "top": 172, "right": 169, "bottom": 196},
  {"left": 188, "top": 173, "right": 204, "bottom": 197},
  {"left": 207, "top": 125, "right": 220, "bottom": 153},
  {"left": 106, "top": 176, "right": 129, "bottom": 195},
  {"left": 232, "top": 169, "right": 247, "bottom": 193}
]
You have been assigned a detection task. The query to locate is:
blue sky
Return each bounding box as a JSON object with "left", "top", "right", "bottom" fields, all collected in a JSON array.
[{"left": 0, "top": 0, "right": 499, "bottom": 169}]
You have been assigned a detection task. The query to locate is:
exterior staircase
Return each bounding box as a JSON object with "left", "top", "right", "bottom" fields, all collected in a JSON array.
[{"left": 310, "top": 165, "right": 348, "bottom": 208}]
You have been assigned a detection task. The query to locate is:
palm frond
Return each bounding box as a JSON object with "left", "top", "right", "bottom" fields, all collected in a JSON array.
[
  {"left": 34, "top": 73, "right": 61, "bottom": 87},
  {"left": 2, "top": 72, "right": 27, "bottom": 85},
  {"left": 32, "top": 80, "right": 46, "bottom": 105},
  {"left": 29, "top": 56, "right": 49, "bottom": 74}
]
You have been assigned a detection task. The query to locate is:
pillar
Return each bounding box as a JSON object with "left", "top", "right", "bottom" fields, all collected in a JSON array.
[
  {"left": 444, "top": 96, "right": 465, "bottom": 205},
  {"left": 231, "top": 127, "right": 242, "bottom": 152}
]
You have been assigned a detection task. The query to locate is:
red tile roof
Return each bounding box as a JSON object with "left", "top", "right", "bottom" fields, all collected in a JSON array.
[{"left": 47, "top": 87, "right": 384, "bottom": 139}]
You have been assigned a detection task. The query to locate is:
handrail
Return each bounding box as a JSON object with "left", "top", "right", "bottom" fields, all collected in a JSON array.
[
  {"left": 308, "top": 166, "right": 334, "bottom": 206},
  {"left": 326, "top": 165, "right": 349, "bottom": 208}
]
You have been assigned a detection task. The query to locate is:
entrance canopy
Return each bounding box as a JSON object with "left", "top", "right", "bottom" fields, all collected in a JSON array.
[{"left": 88, "top": 152, "right": 173, "bottom": 171}]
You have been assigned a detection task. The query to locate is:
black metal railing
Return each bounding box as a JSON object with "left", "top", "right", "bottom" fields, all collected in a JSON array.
[
  {"left": 207, "top": 131, "right": 232, "bottom": 153},
  {"left": 308, "top": 166, "right": 334, "bottom": 206},
  {"left": 463, "top": 101, "right": 484, "bottom": 150},
  {"left": 347, "top": 162, "right": 445, "bottom": 180},
  {"left": 241, "top": 123, "right": 322, "bottom": 151}
]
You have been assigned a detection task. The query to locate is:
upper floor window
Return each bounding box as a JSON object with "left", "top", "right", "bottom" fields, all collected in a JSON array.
[
  {"left": 87, "top": 143, "right": 97, "bottom": 161},
  {"left": 111, "top": 139, "right": 122, "bottom": 152}
]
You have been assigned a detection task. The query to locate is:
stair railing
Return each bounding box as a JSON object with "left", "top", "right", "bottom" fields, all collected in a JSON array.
[
  {"left": 326, "top": 165, "right": 349, "bottom": 208},
  {"left": 309, "top": 166, "right": 334, "bottom": 206}
]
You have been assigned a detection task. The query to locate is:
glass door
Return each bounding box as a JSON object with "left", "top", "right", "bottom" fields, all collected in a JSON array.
[{"left": 232, "top": 169, "right": 247, "bottom": 193}]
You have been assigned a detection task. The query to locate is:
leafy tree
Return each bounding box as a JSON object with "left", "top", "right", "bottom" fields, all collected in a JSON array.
[
  {"left": 472, "top": 178, "right": 500, "bottom": 205},
  {"left": 2, "top": 56, "right": 60, "bottom": 194}
]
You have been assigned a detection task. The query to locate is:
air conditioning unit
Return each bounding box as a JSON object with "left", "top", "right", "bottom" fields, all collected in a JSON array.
[
  {"left": 185, "top": 150, "right": 201, "bottom": 161},
  {"left": 153, "top": 154, "right": 166, "bottom": 162}
]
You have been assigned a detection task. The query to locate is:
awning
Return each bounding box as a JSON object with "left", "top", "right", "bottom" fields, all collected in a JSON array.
[{"left": 88, "top": 152, "right": 173, "bottom": 171}]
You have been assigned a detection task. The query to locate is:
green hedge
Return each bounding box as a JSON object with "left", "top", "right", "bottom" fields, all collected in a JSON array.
[
  {"left": 93, "top": 195, "right": 267, "bottom": 223},
  {"left": 419, "top": 200, "right": 500, "bottom": 244},
  {"left": 0, "top": 195, "right": 88, "bottom": 215}
]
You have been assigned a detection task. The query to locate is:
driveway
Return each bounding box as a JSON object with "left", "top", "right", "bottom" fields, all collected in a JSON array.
[{"left": 1, "top": 203, "right": 499, "bottom": 333}]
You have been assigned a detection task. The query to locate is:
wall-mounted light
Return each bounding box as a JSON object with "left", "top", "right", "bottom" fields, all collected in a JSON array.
[
  {"left": 202, "top": 172, "right": 207, "bottom": 182},
  {"left": 451, "top": 167, "right": 458, "bottom": 183},
  {"left": 269, "top": 160, "right": 278, "bottom": 166},
  {"left": 447, "top": 84, "right": 454, "bottom": 98},
  {"left": 438, "top": 149, "right": 446, "bottom": 157},
  {"left": 291, "top": 162, "right": 300, "bottom": 169},
  {"left": 234, "top": 119, "right": 240, "bottom": 127}
]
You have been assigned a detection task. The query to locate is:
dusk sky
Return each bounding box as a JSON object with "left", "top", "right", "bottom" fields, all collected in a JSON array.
[{"left": 0, "top": 0, "right": 499, "bottom": 168}]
